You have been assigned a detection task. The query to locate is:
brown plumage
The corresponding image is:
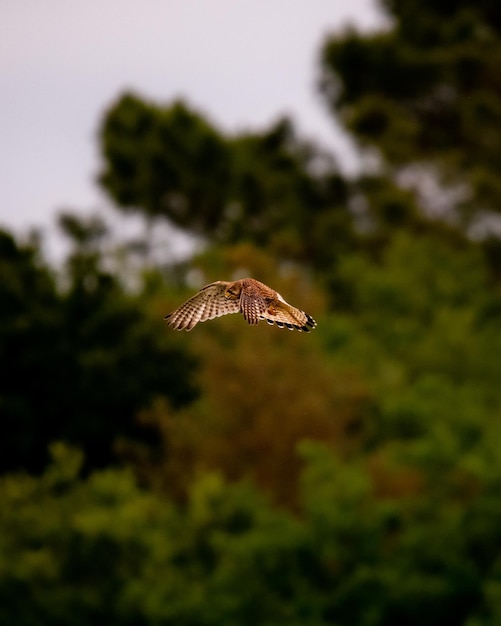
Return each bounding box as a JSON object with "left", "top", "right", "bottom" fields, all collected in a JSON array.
[{"left": 164, "top": 278, "right": 317, "bottom": 332}]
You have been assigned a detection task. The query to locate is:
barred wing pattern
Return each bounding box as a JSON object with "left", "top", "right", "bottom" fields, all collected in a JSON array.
[
  {"left": 238, "top": 281, "right": 270, "bottom": 325},
  {"left": 260, "top": 296, "right": 316, "bottom": 332},
  {"left": 164, "top": 278, "right": 317, "bottom": 332},
  {"left": 164, "top": 281, "right": 240, "bottom": 331}
]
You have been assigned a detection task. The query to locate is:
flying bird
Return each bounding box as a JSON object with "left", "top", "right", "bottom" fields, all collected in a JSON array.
[{"left": 164, "top": 278, "right": 317, "bottom": 332}]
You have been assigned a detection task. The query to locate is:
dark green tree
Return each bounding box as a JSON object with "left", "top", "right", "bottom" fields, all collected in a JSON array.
[
  {"left": 3, "top": 441, "right": 501, "bottom": 626},
  {"left": 98, "top": 92, "right": 356, "bottom": 270},
  {"left": 99, "top": 93, "right": 233, "bottom": 235},
  {"left": 0, "top": 230, "right": 61, "bottom": 471},
  {"left": 0, "top": 221, "right": 198, "bottom": 474},
  {"left": 320, "top": 0, "right": 501, "bottom": 229}
]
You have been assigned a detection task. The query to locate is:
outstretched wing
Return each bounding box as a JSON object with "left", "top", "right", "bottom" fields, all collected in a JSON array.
[
  {"left": 260, "top": 297, "right": 317, "bottom": 332},
  {"left": 164, "top": 281, "right": 240, "bottom": 331}
]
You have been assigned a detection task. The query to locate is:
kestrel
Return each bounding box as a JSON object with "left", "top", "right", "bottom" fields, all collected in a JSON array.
[{"left": 164, "top": 278, "right": 317, "bottom": 332}]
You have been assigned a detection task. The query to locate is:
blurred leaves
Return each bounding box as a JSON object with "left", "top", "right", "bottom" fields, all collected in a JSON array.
[
  {"left": 320, "top": 1, "right": 501, "bottom": 222},
  {"left": 0, "top": 224, "right": 198, "bottom": 473},
  {"left": 0, "top": 218, "right": 496, "bottom": 622},
  {"left": 98, "top": 92, "right": 355, "bottom": 269},
  {"left": 2, "top": 0, "right": 501, "bottom": 623},
  {"left": 3, "top": 439, "right": 501, "bottom": 625},
  {"left": 99, "top": 93, "right": 233, "bottom": 234}
]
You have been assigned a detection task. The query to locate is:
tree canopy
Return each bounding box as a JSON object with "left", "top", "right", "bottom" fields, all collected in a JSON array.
[
  {"left": 2, "top": 0, "right": 501, "bottom": 623},
  {"left": 0, "top": 222, "right": 197, "bottom": 473},
  {"left": 320, "top": 0, "right": 501, "bottom": 227}
]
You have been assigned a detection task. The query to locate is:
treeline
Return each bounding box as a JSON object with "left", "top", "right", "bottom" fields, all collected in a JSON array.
[
  {"left": 2, "top": 0, "right": 501, "bottom": 623},
  {"left": 0, "top": 222, "right": 197, "bottom": 474}
]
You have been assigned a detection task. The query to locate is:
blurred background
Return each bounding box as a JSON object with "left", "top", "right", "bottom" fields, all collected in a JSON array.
[{"left": 2, "top": 1, "right": 501, "bottom": 624}]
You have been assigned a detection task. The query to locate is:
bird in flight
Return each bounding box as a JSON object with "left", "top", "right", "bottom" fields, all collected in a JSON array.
[{"left": 164, "top": 278, "right": 317, "bottom": 332}]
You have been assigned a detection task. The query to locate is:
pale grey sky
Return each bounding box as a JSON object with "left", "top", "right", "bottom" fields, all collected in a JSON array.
[{"left": 1, "top": 0, "right": 383, "bottom": 253}]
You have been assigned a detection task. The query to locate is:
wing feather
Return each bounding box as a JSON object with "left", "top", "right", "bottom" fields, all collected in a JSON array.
[
  {"left": 165, "top": 277, "right": 317, "bottom": 332},
  {"left": 260, "top": 299, "right": 317, "bottom": 332},
  {"left": 164, "top": 281, "right": 240, "bottom": 331},
  {"left": 239, "top": 292, "right": 267, "bottom": 325}
]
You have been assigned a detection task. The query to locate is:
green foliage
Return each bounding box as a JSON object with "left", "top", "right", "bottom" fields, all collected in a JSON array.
[
  {"left": 4, "top": 0, "right": 501, "bottom": 622},
  {"left": 5, "top": 179, "right": 501, "bottom": 626},
  {"left": 225, "top": 118, "right": 351, "bottom": 257},
  {"left": 98, "top": 92, "right": 356, "bottom": 269},
  {"left": 320, "top": 0, "right": 501, "bottom": 220},
  {"left": 99, "top": 93, "right": 233, "bottom": 234},
  {"left": 4, "top": 439, "right": 501, "bottom": 625},
  {"left": 0, "top": 443, "right": 308, "bottom": 626},
  {"left": 0, "top": 224, "right": 197, "bottom": 473},
  {"left": 2, "top": 222, "right": 501, "bottom": 623},
  {"left": 119, "top": 245, "right": 364, "bottom": 508}
]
